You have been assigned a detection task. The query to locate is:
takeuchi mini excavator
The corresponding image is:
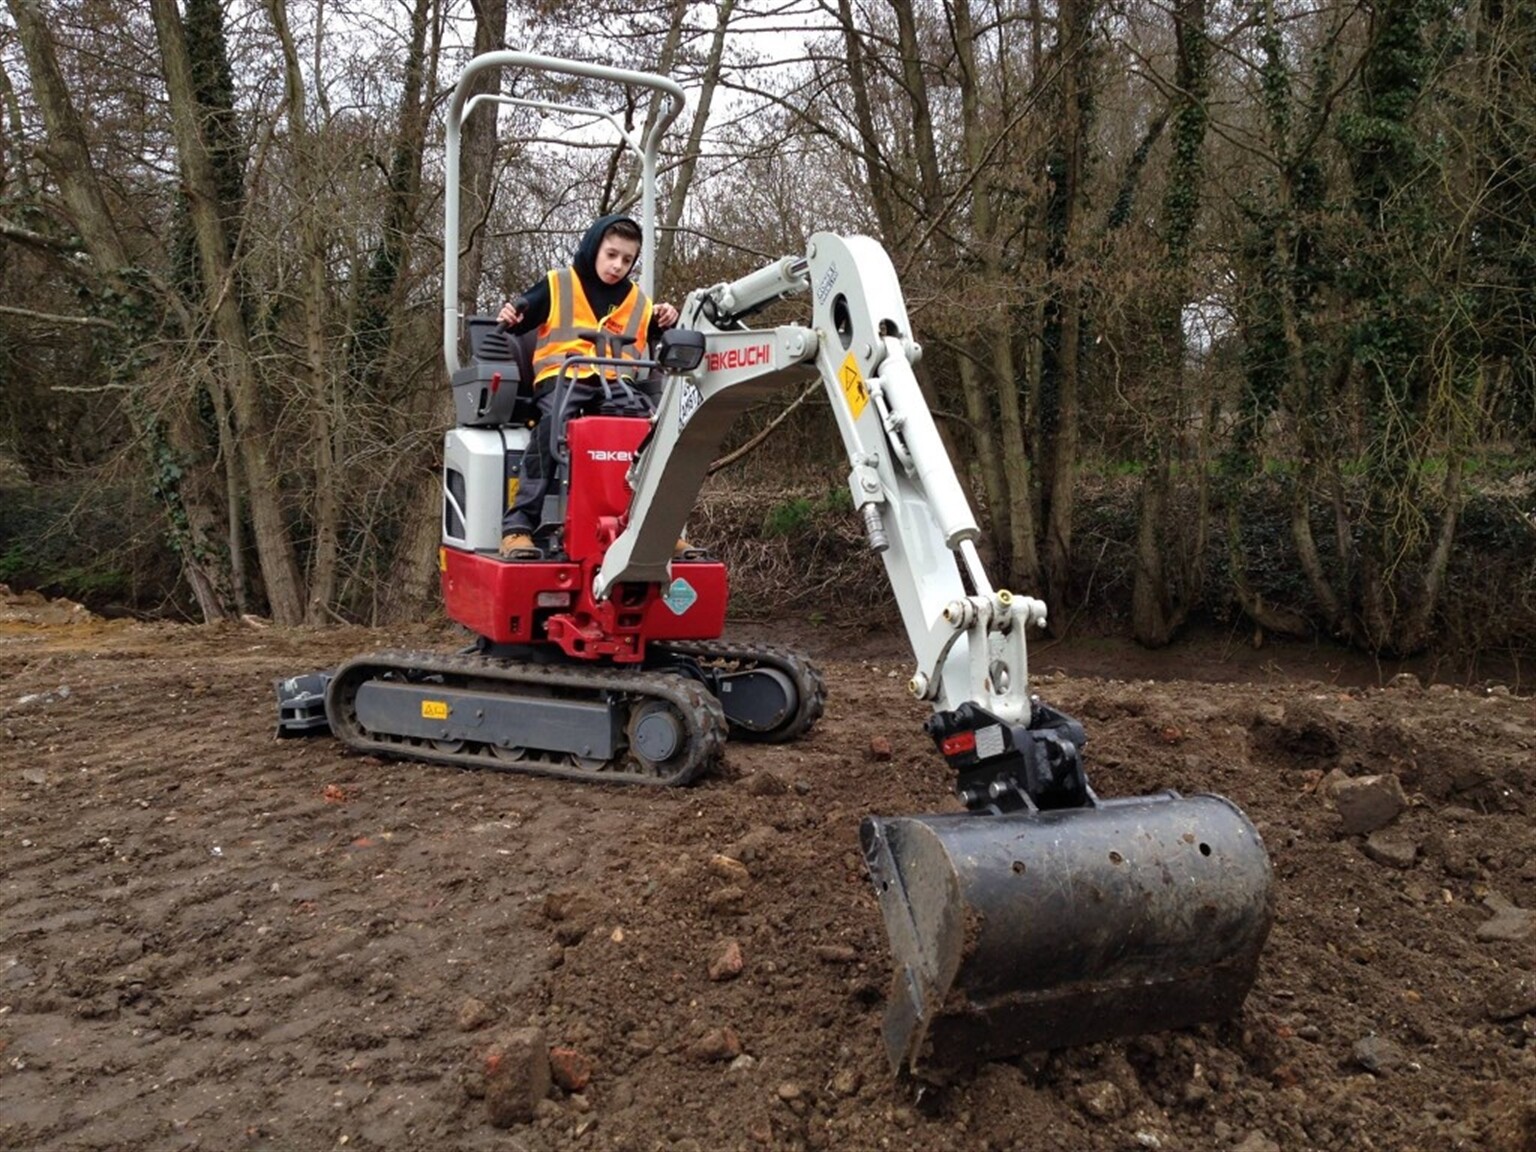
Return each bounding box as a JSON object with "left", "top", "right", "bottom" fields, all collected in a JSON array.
[{"left": 277, "top": 51, "right": 1274, "bottom": 1078}]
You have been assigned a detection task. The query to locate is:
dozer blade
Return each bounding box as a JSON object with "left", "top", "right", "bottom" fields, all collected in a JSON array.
[{"left": 860, "top": 791, "right": 1273, "bottom": 1077}]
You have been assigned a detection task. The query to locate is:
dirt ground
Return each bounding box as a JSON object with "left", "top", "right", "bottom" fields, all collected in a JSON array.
[{"left": 1, "top": 585, "right": 1533, "bottom": 1152}]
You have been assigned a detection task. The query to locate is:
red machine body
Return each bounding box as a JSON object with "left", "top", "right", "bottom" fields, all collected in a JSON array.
[{"left": 439, "top": 414, "right": 728, "bottom": 661}]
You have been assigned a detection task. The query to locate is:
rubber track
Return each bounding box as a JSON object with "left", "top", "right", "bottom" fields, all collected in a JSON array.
[
  {"left": 325, "top": 649, "right": 728, "bottom": 786},
  {"left": 651, "top": 640, "right": 827, "bottom": 744}
]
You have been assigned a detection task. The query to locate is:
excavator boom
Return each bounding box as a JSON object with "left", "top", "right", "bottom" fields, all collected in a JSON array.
[{"left": 604, "top": 234, "right": 1274, "bottom": 1076}]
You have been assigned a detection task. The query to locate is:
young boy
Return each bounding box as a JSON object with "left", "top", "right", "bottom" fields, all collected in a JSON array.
[{"left": 497, "top": 214, "right": 679, "bottom": 559}]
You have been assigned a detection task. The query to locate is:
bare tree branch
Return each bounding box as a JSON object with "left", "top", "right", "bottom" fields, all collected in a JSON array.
[{"left": 0, "top": 303, "right": 114, "bottom": 327}]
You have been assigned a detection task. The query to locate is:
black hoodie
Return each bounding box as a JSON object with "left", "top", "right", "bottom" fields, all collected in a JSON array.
[{"left": 504, "top": 213, "right": 656, "bottom": 337}]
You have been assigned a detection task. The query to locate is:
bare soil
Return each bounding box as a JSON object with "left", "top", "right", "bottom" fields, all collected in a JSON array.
[{"left": 1, "top": 587, "right": 1533, "bottom": 1152}]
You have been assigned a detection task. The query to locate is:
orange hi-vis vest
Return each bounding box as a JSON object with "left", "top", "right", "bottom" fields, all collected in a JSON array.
[{"left": 532, "top": 268, "right": 653, "bottom": 385}]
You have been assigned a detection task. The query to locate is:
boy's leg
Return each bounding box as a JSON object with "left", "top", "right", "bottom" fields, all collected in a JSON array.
[
  {"left": 500, "top": 376, "right": 623, "bottom": 559},
  {"left": 500, "top": 385, "right": 560, "bottom": 557}
]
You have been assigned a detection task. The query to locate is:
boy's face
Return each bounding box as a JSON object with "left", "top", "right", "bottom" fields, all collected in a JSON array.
[{"left": 595, "top": 233, "right": 641, "bottom": 285}]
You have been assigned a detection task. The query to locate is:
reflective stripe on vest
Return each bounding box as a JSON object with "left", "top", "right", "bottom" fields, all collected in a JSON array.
[{"left": 531, "top": 268, "right": 652, "bottom": 384}]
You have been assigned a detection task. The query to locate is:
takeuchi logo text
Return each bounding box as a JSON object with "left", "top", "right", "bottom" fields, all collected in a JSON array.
[{"left": 707, "top": 343, "right": 772, "bottom": 372}]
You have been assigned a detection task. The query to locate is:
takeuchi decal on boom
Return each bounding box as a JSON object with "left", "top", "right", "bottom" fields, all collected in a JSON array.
[{"left": 707, "top": 343, "right": 773, "bottom": 372}]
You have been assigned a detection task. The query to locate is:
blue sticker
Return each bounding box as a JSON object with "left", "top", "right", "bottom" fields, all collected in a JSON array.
[{"left": 663, "top": 577, "right": 698, "bottom": 616}]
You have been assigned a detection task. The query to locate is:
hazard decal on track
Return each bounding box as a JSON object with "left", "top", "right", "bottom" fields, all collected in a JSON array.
[
  {"left": 421, "top": 700, "right": 449, "bottom": 720},
  {"left": 839, "top": 352, "right": 869, "bottom": 420}
]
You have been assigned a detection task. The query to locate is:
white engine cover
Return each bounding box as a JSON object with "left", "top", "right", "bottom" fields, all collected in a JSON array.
[{"left": 442, "top": 425, "right": 530, "bottom": 552}]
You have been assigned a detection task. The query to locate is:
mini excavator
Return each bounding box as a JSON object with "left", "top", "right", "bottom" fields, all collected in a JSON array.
[{"left": 277, "top": 51, "right": 1273, "bottom": 1077}]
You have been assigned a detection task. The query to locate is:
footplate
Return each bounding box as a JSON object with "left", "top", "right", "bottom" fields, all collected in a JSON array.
[{"left": 860, "top": 791, "right": 1273, "bottom": 1076}]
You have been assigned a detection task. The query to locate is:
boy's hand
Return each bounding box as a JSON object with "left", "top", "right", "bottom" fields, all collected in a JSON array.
[
  {"left": 654, "top": 302, "right": 679, "bottom": 329},
  {"left": 498, "top": 300, "right": 524, "bottom": 328}
]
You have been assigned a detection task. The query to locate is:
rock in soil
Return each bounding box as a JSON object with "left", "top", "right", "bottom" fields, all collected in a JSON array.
[
  {"left": 549, "top": 1046, "right": 594, "bottom": 1093},
  {"left": 1485, "top": 974, "right": 1536, "bottom": 1022},
  {"left": 483, "top": 1027, "right": 551, "bottom": 1127},
  {"left": 685, "top": 1027, "right": 743, "bottom": 1063},
  {"left": 709, "top": 938, "right": 745, "bottom": 981},
  {"left": 1476, "top": 893, "right": 1536, "bottom": 942},
  {"left": 1352, "top": 1033, "right": 1407, "bottom": 1075},
  {"left": 1334, "top": 773, "right": 1409, "bottom": 835},
  {"left": 1361, "top": 830, "right": 1419, "bottom": 869},
  {"left": 458, "top": 997, "right": 496, "bottom": 1031},
  {"left": 707, "top": 853, "right": 751, "bottom": 883}
]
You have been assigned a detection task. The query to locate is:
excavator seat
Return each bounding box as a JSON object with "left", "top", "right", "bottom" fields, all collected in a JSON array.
[{"left": 452, "top": 316, "right": 538, "bottom": 427}]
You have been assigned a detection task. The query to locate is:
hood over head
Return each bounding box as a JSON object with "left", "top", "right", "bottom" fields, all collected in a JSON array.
[{"left": 572, "top": 213, "right": 642, "bottom": 284}]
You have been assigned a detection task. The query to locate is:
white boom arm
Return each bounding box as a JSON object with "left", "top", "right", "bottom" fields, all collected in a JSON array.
[{"left": 596, "top": 234, "right": 1047, "bottom": 721}]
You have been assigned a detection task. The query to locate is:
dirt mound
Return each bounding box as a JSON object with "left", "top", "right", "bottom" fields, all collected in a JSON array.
[
  {"left": 0, "top": 622, "right": 1532, "bottom": 1150},
  {"left": 0, "top": 583, "right": 99, "bottom": 628}
]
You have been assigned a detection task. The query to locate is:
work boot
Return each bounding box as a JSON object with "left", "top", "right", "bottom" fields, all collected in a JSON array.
[
  {"left": 500, "top": 532, "right": 541, "bottom": 560},
  {"left": 673, "top": 537, "right": 704, "bottom": 561}
]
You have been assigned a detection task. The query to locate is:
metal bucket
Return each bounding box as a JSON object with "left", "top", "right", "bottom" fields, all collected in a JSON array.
[{"left": 860, "top": 791, "right": 1273, "bottom": 1076}]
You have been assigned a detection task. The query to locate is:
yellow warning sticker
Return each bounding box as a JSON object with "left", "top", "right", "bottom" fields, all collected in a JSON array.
[
  {"left": 421, "top": 700, "right": 449, "bottom": 720},
  {"left": 507, "top": 477, "right": 520, "bottom": 507},
  {"left": 437, "top": 546, "right": 447, "bottom": 572},
  {"left": 839, "top": 352, "right": 870, "bottom": 420}
]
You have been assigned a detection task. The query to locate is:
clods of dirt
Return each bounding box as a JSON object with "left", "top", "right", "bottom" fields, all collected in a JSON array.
[{"left": 0, "top": 593, "right": 1533, "bottom": 1150}]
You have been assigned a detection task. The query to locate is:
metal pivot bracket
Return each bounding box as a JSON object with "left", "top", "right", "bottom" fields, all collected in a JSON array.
[{"left": 908, "top": 591, "right": 1044, "bottom": 727}]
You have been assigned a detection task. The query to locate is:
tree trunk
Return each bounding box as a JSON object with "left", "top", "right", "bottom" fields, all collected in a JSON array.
[
  {"left": 0, "top": 45, "right": 34, "bottom": 199},
  {"left": 455, "top": 0, "right": 507, "bottom": 323},
  {"left": 887, "top": 0, "right": 990, "bottom": 490},
  {"left": 1333, "top": 0, "right": 1469, "bottom": 656},
  {"left": 166, "top": 369, "right": 243, "bottom": 617},
  {"left": 268, "top": 0, "right": 339, "bottom": 624},
  {"left": 656, "top": 0, "right": 735, "bottom": 275},
  {"left": 1289, "top": 474, "right": 1343, "bottom": 635},
  {"left": 899, "top": 0, "right": 1007, "bottom": 548},
  {"left": 1130, "top": 0, "right": 1210, "bottom": 647},
  {"left": 379, "top": 0, "right": 487, "bottom": 625},
  {"left": 7, "top": 1, "right": 130, "bottom": 272},
  {"left": 1131, "top": 454, "right": 1182, "bottom": 646},
  {"left": 1398, "top": 459, "right": 1463, "bottom": 653},
  {"left": 1042, "top": 0, "right": 1093, "bottom": 626},
  {"left": 834, "top": 0, "right": 899, "bottom": 243},
  {"left": 955, "top": 353, "right": 1008, "bottom": 543},
  {"left": 151, "top": 0, "right": 307, "bottom": 624},
  {"left": 179, "top": 0, "right": 249, "bottom": 617},
  {"left": 948, "top": 0, "right": 1039, "bottom": 591}
]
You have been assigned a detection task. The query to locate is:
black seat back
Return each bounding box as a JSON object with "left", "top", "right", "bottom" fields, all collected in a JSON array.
[{"left": 452, "top": 316, "right": 537, "bottom": 427}]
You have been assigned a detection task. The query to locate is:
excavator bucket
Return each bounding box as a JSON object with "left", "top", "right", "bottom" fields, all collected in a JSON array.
[{"left": 860, "top": 791, "right": 1273, "bottom": 1076}]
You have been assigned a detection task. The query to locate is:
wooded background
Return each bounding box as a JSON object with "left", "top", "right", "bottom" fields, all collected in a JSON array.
[{"left": 0, "top": 0, "right": 1531, "bottom": 659}]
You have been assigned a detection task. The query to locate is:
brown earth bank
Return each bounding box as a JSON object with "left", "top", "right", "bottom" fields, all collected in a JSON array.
[{"left": 1, "top": 586, "right": 1533, "bottom": 1152}]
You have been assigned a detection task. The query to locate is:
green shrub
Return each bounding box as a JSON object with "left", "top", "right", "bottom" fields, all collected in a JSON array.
[{"left": 763, "top": 495, "right": 817, "bottom": 537}]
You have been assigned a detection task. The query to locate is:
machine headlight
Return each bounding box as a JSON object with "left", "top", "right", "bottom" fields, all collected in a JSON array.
[{"left": 658, "top": 328, "right": 705, "bottom": 372}]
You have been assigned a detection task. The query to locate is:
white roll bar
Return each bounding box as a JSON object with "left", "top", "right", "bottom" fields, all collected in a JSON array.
[{"left": 442, "top": 51, "right": 688, "bottom": 375}]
